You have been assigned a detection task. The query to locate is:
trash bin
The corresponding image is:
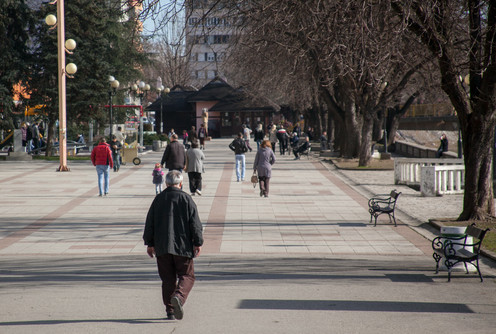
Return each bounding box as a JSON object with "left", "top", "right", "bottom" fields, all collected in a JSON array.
[
  {"left": 152, "top": 140, "right": 160, "bottom": 152},
  {"left": 439, "top": 226, "right": 474, "bottom": 272}
]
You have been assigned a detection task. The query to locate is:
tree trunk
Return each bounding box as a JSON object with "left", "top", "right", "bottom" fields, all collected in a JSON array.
[
  {"left": 459, "top": 113, "right": 495, "bottom": 220},
  {"left": 342, "top": 103, "right": 361, "bottom": 158},
  {"left": 358, "top": 112, "right": 374, "bottom": 166}
]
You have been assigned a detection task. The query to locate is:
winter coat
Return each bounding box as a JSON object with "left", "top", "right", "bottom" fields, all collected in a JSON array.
[
  {"left": 152, "top": 168, "right": 164, "bottom": 184},
  {"left": 253, "top": 147, "right": 276, "bottom": 178},
  {"left": 143, "top": 186, "right": 204, "bottom": 258},
  {"left": 254, "top": 129, "right": 265, "bottom": 141},
  {"left": 186, "top": 148, "right": 205, "bottom": 173},
  {"left": 229, "top": 138, "right": 247, "bottom": 155},
  {"left": 91, "top": 142, "right": 113, "bottom": 168},
  {"left": 161, "top": 141, "right": 186, "bottom": 170}
]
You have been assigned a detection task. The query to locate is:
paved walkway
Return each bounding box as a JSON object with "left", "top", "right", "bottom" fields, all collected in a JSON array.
[{"left": 0, "top": 138, "right": 495, "bottom": 333}]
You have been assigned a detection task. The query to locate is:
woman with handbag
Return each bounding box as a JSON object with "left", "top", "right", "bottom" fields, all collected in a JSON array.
[{"left": 253, "top": 139, "right": 276, "bottom": 198}]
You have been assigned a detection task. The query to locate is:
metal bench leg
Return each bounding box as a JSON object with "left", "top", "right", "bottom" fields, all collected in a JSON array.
[{"left": 475, "top": 259, "right": 484, "bottom": 282}]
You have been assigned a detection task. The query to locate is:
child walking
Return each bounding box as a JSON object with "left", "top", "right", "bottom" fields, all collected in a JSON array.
[{"left": 152, "top": 163, "right": 164, "bottom": 194}]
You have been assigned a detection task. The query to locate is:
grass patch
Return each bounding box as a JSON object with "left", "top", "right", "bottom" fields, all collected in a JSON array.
[
  {"left": 32, "top": 155, "right": 90, "bottom": 161},
  {"left": 433, "top": 219, "right": 496, "bottom": 253},
  {"left": 328, "top": 158, "right": 394, "bottom": 170}
]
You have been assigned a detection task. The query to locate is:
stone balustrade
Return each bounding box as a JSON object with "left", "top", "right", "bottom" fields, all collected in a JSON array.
[
  {"left": 394, "top": 158, "right": 464, "bottom": 186},
  {"left": 420, "top": 165, "right": 465, "bottom": 196}
]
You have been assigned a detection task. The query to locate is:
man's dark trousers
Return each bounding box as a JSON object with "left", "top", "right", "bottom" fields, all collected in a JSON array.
[{"left": 156, "top": 254, "right": 195, "bottom": 315}]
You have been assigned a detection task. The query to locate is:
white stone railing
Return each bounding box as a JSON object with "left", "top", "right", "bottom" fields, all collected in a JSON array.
[
  {"left": 420, "top": 165, "right": 465, "bottom": 196},
  {"left": 394, "top": 158, "right": 464, "bottom": 186}
]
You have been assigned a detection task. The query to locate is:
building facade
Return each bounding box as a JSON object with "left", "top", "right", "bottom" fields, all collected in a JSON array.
[{"left": 185, "top": 0, "right": 237, "bottom": 86}]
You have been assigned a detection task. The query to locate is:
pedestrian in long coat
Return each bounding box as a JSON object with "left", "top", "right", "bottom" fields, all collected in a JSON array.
[{"left": 253, "top": 139, "right": 276, "bottom": 197}]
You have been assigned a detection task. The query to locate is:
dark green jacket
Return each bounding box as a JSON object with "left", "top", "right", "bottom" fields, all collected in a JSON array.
[{"left": 143, "top": 187, "right": 203, "bottom": 258}]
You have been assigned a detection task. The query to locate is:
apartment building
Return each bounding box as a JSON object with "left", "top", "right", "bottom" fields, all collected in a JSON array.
[{"left": 185, "top": 0, "right": 237, "bottom": 86}]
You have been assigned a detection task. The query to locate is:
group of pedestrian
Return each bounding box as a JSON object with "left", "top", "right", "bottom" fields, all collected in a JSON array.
[
  {"left": 21, "top": 120, "right": 44, "bottom": 154},
  {"left": 171, "top": 125, "right": 208, "bottom": 150},
  {"left": 159, "top": 132, "right": 205, "bottom": 197}
]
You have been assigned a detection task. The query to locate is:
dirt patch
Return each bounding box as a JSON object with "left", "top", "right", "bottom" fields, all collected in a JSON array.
[{"left": 326, "top": 158, "right": 394, "bottom": 170}]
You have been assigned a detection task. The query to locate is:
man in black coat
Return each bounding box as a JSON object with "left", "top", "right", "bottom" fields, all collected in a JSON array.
[
  {"left": 161, "top": 134, "right": 186, "bottom": 171},
  {"left": 143, "top": 170, "right": 204, "bottom": 320}
]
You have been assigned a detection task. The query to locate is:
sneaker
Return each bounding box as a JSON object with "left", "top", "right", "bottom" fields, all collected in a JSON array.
[
  {"left": 191, "top": 193, "right": 195, "bottom": 196},
  {"left": 195, "top": 189, "right": 202, "bottom": 196},
  {"left": 98, "top": 194, "right": 102, "bottom": 197},
  {"left": 171, "top": 296, "right": 184, "bottom": 320},
  {"left": 166, "top": 313, "right": 175, "bottom": 320}
]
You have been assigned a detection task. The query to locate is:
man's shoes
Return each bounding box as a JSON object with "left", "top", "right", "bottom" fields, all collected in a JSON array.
[
  {"left": 98, "top": 194, "right": 102, "bottom": 197},
  {"left": 260, "top": 189, "right": 263, "bottom": 197},
  {"left": 191, "top": 192, "right": 195, "bottom": 196},
  {"left": 166, "top": 313, "right": 176, "bottom": 320},
  {"left": 195, "top": 189, "right": 202, "bottom": 196},
  {"left": 104, "top": 193, "right": 108, "bottom": 196},
  {"left": 171, "top": 296, "right": 184, "bottom": 320}
]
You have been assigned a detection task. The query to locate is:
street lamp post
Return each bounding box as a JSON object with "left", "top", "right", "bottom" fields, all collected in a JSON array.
[
  {"left": 45, "top": 2, "right": 77, "bottom": 171},
  {"left": 131, "top": 81, "right": 150, "bottom": 151},
  {"left": 156, "top": 85, "right": 170, "bottom": 134},
  {"left": 108, "top": 76, "right": 120, "bottom": 139}
]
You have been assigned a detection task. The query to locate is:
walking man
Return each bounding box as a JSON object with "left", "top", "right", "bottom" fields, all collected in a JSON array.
[
  {"left": 229, "top": 132, "right": 248, "bottom": 182},
  {"left": 91, "top": 137, "right": 113, "bottom": 196},
  {"left": 143, "top": 171, "right": 204, "bottom": 320},
  {"left": 161, "top": 134, "right": 186, "bottom": 172},
  {"left": 110, "top": 135, "right": 122, "bottom": 172}
]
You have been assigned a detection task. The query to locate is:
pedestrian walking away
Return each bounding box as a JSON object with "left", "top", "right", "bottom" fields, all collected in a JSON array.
[
  {"left": 161, "top": 134, "right": 186, "bottom": 172},
  {"left": 186, "top": 141, "right": 205, "bottom": 196},
  {"left": 242, "top": 124, "right": 253, "bottom": 152},
  {"left": 91, "top": 137, "right": 113, "bottom": 196},
  {"left": 110, "top": 135, "right": 122, "bottom": 172},
  {"left": 276, "top": 126, "right": 289, "bottom": 155},
  {"left": 143, "top": 171, "right": 204, "bottom": 320},
  {"left": 253, "top": 123, "right": 265, "bottom": 151},
  {"left": 253, "top": 139, "right": 276, "bottom": 197},
  {"left": 269, "top": 124, "right": 278, "bottom": 152},
  {"left": 152, "top": 163, "right": 165, "bottom": 195},
  {"left": 198, "top": 123, "right": 207, "bottom": 150},
  {"left": 229, "top": 132, "right": 248, "bottom": 182}
]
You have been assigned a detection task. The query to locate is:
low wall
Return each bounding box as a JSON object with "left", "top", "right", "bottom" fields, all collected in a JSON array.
[{"left": 395, "top": 140, "right": 458, "bottom": 159}]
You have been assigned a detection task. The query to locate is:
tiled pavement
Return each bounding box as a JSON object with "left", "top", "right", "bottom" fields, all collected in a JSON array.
[
  {"left": 2, "top": 139, "right": 496, "bottom": 334},
  {"left": 1, "top": 139, "right": 425, "bottom": 258}
]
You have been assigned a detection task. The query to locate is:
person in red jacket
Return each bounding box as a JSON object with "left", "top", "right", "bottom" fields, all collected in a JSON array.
[{"left": 91, "top": 137, "right": 113, "bottom": 196}]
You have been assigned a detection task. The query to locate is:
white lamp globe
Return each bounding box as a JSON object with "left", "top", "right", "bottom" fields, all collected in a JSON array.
[
  {"left": 66, "top": 63, "right": 77, "bottom": 75},
  {"left": 45, "top": 14, "right": 57, "bottom": 26}
]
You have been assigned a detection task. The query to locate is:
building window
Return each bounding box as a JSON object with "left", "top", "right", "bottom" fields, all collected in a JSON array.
[
  {"left": 207, "top": 70, "right": 216, "bottom": 79},
  {"left": 198, "top": 53, "right": 205, "bottom": 61},
  {"left": 188, "top": 17, "right": 198, "bottom": 26},
  {"left": 205, "top": 52, "right": 216, "bottom": 61},
  {"left": 197, "top": 71, "right": 205, "bottom": 79}
]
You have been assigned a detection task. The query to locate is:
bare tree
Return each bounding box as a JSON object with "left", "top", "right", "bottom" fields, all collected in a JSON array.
[{"left": 392, "top": 0, "right": 496, "bottom": 220}]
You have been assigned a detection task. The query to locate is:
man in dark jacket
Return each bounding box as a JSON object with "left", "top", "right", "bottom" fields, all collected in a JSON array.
[
  {"left": 229, "top": 132, "right": 248, "bottom": 181},
  {"left": 143, "top": 170, "right": 203, "bottom": 320},
  {"left": 161, "top": 134, "right": 186, "bottom": 171}
]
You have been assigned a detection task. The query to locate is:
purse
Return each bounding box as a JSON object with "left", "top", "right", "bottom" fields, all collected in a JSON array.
[{"left": 251, "top": 171, "right": 258, "bottom": 188}]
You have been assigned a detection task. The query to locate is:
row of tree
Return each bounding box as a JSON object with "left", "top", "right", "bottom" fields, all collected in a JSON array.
[
  {"left": 0, "top": 0, "right": 149, "bottom": 151},
  {"left": 211, "top": 0, "right": 495, "bottom": 220}
]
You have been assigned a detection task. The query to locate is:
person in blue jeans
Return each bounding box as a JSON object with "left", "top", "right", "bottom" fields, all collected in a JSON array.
[
  {"left": 229, "top": 132, "right": 248, "bottom": 182},
  {"left": 91, "top": 137, "right": 113, "bottom": 196}
]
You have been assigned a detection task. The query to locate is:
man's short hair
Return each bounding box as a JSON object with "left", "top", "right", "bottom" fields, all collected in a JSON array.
[
  {"left": 191, "top": 141, "right": 199, "bottom": 148},
  {"left": 238, "top": 132, "right": 243, "bottom": 138},
  {"left": 166, "top": 170, "right": 183, "bottom": 186},
  {"left": 171, "top": 134, "right": 178, "bottom": 140}
]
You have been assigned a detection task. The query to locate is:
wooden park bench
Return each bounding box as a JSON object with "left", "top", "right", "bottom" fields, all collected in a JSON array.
[
  {"left": 368, "top": 190, "right": 401, "bottom": 227},
  {"left": 432, "top": 224, "right": 490, "bottom": 282}
]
